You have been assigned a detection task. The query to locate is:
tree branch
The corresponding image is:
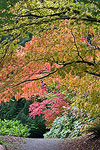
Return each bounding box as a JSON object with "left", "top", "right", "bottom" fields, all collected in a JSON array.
[
  {"left": 12, "top": 69, "right": 58, "bottom": 87},
  {"left": 62, "top": 60, "right": 94, "bottom": 67},
  {"left": 11, "top": 60, "right": 95, "bottom": 87},
  {"left": 0, "top": 33, "right": 21, "bottom": 64},
  {"left": 16, "top": 6, "right": 80, "bottom": 18},
  {"left": 85, "top": 70, "right": 100, "bottom": 77},
  {"left": 71, "top": 29, "right": 84, "bottom": 61},
  {"left": 1, "top": 15, "right": 100, "bottom": 32}
]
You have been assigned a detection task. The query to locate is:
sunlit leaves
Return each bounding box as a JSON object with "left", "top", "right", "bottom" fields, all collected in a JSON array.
[{"left": 0, "top": 0, "right": 100, "bottom": 118}]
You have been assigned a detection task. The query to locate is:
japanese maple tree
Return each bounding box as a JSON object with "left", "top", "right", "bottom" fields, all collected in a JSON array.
[{"left": 0, "top": 23, "right": 99, "bottom": 119}]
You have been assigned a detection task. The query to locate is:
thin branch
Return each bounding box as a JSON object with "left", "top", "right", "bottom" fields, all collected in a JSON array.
[
  {"left": 16, "top": 6, "right": 80, "bottom": 18},
  {"left": 0, "top": 59, "right": 98, "bottom": 94},
  {"left": 0, "top": 57, "right": 44, "bottom": 82},
  {"left": 29, "top": 6, "right": 59, "bottom": 11},
  {"left": 0, "top": 33, "right": 21, "bottom": 47},
  {"left": 21, "top": 11, "right": 67, "bottom": 18},
  {"left": 71, "top": 29, "right": 84, "bottom": 61},
  {"left": 11, "top": 60, "right": 95, "bottom": 87},
  {"left": 12, "top": 70, "right": 58, "bottom": 87},
  {"left": 0, "top": 33, "right": 21, "bottom": 64},
  {"left": 1, "top": 15, "right": 100, "bottom": 32},
  {"left": 63, "top": 60, "right": 94, "bottom": 67},
  {"left": 85, "top": 70, "right": 100, "bottom": 77}
]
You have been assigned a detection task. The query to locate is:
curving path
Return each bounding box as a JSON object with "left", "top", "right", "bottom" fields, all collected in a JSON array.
[
  {"left": 21, "top": 138, "right": 65, "bottom": 150},
  {"left": 1, "top": 134, "right": 100, "bottom": 150}
]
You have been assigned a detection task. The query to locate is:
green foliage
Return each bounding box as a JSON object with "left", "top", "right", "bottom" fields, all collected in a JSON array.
[
  {"left": 0, "top": 137, "right": 9, "bottom": 145},
  {"left": 44, "top": 107, "right": 94, "bottom": 138},
  {"left": 0, "top": 0, "right": 19, "bottom": 28},
  {"left": 0, "top": 97, "right": 47, "bottom": 138},
  {"left": 17, "top": 32, "right": 33, "bottom": 46},
  {"left": 0, "top": 32, "right": 33, "bottom": 47},
  {"left": 0, "top": 119, "right": 30, "bottom": 137},
  {"left": 0, "top": 0, "right": 99, "bottom": 67},
  {"left": 0, "top": 97, "right": 29, "bottom": 120},
  {"left": 86, "top": 118, "right": 100, "bottom": 137},
  {"left": 44, "top": 115, "right": 82, "bottom": 138}
]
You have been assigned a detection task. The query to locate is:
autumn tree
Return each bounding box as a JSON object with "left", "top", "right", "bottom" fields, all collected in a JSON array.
[
  {"left": 0, "top": 19, "right": 99, "bottom": 117},
  {"left": 0, "top": 0, "right": 100, "bottom": 68},
  {"left": 0, "top": 0, "right": 100, "bottom": 116}
]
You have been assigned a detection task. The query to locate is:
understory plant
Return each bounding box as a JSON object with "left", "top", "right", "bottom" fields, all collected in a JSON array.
[
  {"left": 0, "top": 119, "right": 30, "bottom": 137},
  {"left": 84, "top": 117, "right": 100, "bottom": 137},
  {"left": 0, "top": 97, "right": 47, "bottom": 138},
  {"left": 29, "top": 93, "right": 69, "bottom": 128},
  {"left": 44, "top": 107, "right": 94, "bottom": 138},
  {"left": 29, "top": 81, "right": 73, "bottom": 128}
]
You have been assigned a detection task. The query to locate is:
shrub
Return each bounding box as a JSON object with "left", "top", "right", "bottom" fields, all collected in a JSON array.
[
  {"left": 0, "top": 119, "right": 30, "bottom": 137},
  {"left": 0, "top": 97, "right": 47, "bottom": 138},
  {"left": 29, "top": 93, "right": 69, "bottom": 128},
  {"left": 44, "top": 107, "right": 94, "bottom": 138},
  {"left": 44, "top": 115, "right": 82, "bottom": 138},
  {"left": 85, "top": 118, "right": 100, "bottom": 137}
]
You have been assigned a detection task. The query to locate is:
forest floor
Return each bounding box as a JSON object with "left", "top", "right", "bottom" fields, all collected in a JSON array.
[{"left": 0, "top": 134, "right": 100, "bottom": 150}]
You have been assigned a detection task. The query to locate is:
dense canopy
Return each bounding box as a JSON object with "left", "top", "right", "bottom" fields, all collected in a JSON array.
[
  {"left": 0, "top": 0, "right": 100, "bottom": 116},
  {"left": 0, "top": 0, "right": 100, "bottom": 68}
]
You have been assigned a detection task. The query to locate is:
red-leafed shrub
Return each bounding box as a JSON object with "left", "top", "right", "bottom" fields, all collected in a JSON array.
[{"left": 29, "top": 93, "right": 69, "bottom": 128}]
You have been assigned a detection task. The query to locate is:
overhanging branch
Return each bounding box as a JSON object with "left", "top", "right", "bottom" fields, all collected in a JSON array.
[
  {"left": 12, "top": 60, "right": 95, "bottom": 87},
  {"left": 85, "top": 70, "right": 100, "bottom": 77},
  {"left": 1, "top": 15, "right": 100, "bottom": 32}
]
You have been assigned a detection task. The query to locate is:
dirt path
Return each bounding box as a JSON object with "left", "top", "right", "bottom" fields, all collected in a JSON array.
[
  {"left": 21, "top": 138, "right": 65, "bottom": 150},
  {"left": 21, "top": 136, "right": 100, "bottom": 150},
  {"left": 1, "top": 134, "right": 100, "bottom": 150}
]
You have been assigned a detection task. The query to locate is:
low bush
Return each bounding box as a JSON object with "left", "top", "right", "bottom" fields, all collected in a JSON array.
[
  {"left": 29, "top": 93, "right": 69, "bottom": 128},
  {"left": 44, "top": 116, "right": 82, "bottom": 138},
  {"left": 0, "top": 119, "right": 30, "bottom": 137},
  {"left": 85, "top": 118, "right": 100, "bottom": 137},
  {"left": 0, "top": 97, "right": 47, "bottom": 138},
  {"left": 44, "top": 107, "right": 94, "bottom": 138}
]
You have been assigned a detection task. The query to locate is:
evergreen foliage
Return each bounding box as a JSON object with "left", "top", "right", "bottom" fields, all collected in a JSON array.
[{"left": 0, "top": 96, "right": 47, "bottom": 138}]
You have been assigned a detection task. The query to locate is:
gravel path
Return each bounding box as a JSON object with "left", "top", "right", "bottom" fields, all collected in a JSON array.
[
  {"left": 21, "top": 138, "right": 65, "bottom": 150},
  {"left": 1, "top": 134, "right": 100, "bottom": 150}
]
